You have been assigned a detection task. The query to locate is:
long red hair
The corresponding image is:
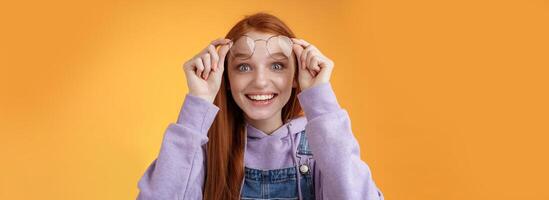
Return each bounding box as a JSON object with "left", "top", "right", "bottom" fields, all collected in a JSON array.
[{"left": 203, "top": 12, "right": 304, "bottom": 199}]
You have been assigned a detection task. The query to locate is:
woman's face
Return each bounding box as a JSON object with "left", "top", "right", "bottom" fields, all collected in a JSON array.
[{"left": 227, "top": 31, "right": 297, "bottom": 122}]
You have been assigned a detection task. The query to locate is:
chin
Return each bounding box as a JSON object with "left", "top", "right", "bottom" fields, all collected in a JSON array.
[{"left": 243, "top": 109, "right": 277, "bottom": 121}]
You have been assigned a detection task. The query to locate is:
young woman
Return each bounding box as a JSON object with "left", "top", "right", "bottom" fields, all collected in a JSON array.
[{"left": 137, "top": 13, "right": 384, "bottom": 200}]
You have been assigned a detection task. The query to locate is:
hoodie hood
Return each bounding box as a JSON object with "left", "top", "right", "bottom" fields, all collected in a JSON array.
[{"left": 243, "top": 116, "right": 307, "bottom": 170}]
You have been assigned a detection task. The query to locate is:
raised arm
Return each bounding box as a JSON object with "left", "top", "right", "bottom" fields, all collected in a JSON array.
[
  {"left": 298, "top": 83, "right": 384, "bottom": 200},
  {"left": 137, "top": 94, "right": 219, "bottom": 200},
  {"left": 137, "top": 38, "right": 231, "bottom": 199}
]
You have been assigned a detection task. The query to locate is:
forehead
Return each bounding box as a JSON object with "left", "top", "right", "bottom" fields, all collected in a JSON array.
[
  {"left": 242, "top": 30, "right": 276, "bottom": 41},
  {"left": 230, "top": 31, "right": 288, "bottom": 61}
]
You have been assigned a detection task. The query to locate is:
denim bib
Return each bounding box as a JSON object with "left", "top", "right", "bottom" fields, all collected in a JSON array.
[{"left": 241, "top": 130, "right": 315, "bottom": 200}]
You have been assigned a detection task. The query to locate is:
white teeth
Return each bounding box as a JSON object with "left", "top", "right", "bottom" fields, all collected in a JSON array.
[{"left": 247, "top": 94, "right": 275, "bottom": 101}]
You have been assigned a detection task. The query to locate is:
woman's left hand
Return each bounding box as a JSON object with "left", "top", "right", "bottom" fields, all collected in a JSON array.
[{"left": 292, "top": 38, "right": 335, "bottom": 91}]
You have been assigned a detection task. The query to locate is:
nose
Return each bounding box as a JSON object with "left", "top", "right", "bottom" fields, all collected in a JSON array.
[
  {"left": 251, "top": 67, "right": 269, "bottom": 88},
  {"left": 249, "top": 42, "right": 271, "bottom": 89}
]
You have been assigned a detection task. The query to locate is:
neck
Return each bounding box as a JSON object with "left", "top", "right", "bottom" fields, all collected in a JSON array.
[{"left": 245, "top": 112, "right": 283, "bottom": 135}]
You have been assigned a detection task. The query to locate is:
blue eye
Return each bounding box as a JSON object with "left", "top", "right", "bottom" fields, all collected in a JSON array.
[
  {"left": 237, "top": 63, "right": 251, "bottom": 72},
  {"left": 272, "top": 63, "right": 284, "bottom": 70}
]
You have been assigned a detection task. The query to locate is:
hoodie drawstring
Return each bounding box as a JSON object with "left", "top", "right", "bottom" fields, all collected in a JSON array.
[{"left": 288, "top": 123, "right": 303, "bottom": 200}]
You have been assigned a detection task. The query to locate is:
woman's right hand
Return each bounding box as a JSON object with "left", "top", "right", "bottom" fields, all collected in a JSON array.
[{"left": 182, "top": 38, "right": 232, "bottom": 103}]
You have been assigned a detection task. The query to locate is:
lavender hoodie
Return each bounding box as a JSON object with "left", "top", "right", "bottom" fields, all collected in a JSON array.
[{"left": 137, "top": 82, "right": 384, "bottom": 199}]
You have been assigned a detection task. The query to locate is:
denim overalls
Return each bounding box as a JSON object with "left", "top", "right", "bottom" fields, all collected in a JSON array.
[{"left": 241, "top": 130, "right": 315, "bottom": 200}]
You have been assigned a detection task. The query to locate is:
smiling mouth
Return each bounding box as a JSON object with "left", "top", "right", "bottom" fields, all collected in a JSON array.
[
  {"left": 245, "top": 93, "right": 278, "bottom": 101},
  {"left": 244, "top": 93, "right": 279, "bottom": 107}
]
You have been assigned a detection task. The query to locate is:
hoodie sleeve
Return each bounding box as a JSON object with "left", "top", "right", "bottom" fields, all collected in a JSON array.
[
  {"left": 297, "top": 83, "right": 384, "bottom": 200},
  {"left": 137, "top": 94, "right": 219, "bottom": 200}
]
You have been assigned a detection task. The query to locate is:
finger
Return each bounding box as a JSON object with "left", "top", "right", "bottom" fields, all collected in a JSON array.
[
  {"left": 194, "top": 57, "right": 205, "bottom": 79},
  {"left": 182, "top": 60, "right": 195, "bottom": 80},
  {"left": 310, "top": 54, "right": 322, "bottom": 72},
  {"left": 207, "top": 44, "right": 219, "bottom": 71},
  {"left": 182, "top": 60, "right": 192, "bottom": 72},
  {"left": 308, "top": 68, "right": 316, "bottom": 77},
  {"left": 293, "top": 38, "right": 325, "bottom": 62},
  {"left": 318, "top": 57, "right": 333, "bottom": 70},
  {"left": 210, "top": 38, "right": 232, "bottom": 47},
  {"left": 310, "top": 57, "right": 320, "bottom": 72},
  {"left": 217, "top": 42, "right": 232, "bottom": 71},
  {"left": 292, "top": 44, "right": 304, "bottom": 69},
  {"left": 305, "top": 49, "right": 316, "bottom": 70},
  {"left": 202, "top": 53, "right": 211, "bottom": 79},
  {"left": 307, "top": 52, "right": 317, "bottom": 69},
  {"left": 293, "top": 38, "right": 312, "bottom": 69},
  {"left": 291, "top": 38, "right": 311, "bottom": 48},
  {"left": 301, "top": 46, "right": 314, "bottom": 70}
]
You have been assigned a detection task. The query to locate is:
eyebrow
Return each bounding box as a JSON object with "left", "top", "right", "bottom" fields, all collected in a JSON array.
[
  {"left": 232, "top": 53, "right": 250, "bottom": 60},
  {"left": 230, "top": 52, "right": 290, "bottom": 62},
  {"left": 269, "top": 52, "right": 289, "bottom": 59}
]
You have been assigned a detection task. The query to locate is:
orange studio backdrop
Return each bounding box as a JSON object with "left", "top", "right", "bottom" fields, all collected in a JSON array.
[{"left": 1, "top": 0, "right": 548, "bottom": 199}]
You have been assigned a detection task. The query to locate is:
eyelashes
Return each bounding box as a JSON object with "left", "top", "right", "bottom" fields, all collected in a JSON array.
[
  {"left": 272, "top": 62, "right": 284, "bottom": 70},
  {"left": 235, "top": 62, "right": 286, "bottom": 72},
  {"left": 237, "top": 63, "right": 251, "bottom": 72}
]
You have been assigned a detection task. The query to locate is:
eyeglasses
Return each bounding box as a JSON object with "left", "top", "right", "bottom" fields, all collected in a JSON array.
[{"left": 228, "top": 35, "right": 294, "bottom": 61}]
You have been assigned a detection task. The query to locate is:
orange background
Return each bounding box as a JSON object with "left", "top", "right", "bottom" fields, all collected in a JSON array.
[{"left": 1, "top": 0, "right": 548, "bottom": 199}]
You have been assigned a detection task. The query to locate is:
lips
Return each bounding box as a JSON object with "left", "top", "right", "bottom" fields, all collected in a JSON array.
[
  {"left": 244, "top": 93, "right": 278, "bottom": 107},
  {"left": 245, "top": 93, "right": 277, "bottom": 101}
]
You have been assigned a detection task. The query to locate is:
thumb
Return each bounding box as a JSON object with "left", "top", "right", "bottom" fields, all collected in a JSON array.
[
  {"left": 292, "top": 44, "right": 304, "bottom": 69},
  {"left": 217, "top": 42, "right": 232, "bottom": 71}
]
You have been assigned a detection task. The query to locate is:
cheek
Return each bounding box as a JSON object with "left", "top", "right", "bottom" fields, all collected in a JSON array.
[
  {"left": 287, "top": 61, "right": 297, "bottom": 80},
  {"left": 273, "top": 73, "right": 295, "bottom": 96},
  {"left": 279, "top": 69, "right": 296, "bottom": 87},
  {"left": 228, "top": 74, "right": 250, "bottom": 94}
]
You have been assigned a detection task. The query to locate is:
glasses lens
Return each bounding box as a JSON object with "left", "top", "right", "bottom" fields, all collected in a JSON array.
[
  {"left": 230, "top": 36, "right": 254, "bottom": 60},
  {"left": 267, "top": 35, "right": 293, "bottom": 60}
]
